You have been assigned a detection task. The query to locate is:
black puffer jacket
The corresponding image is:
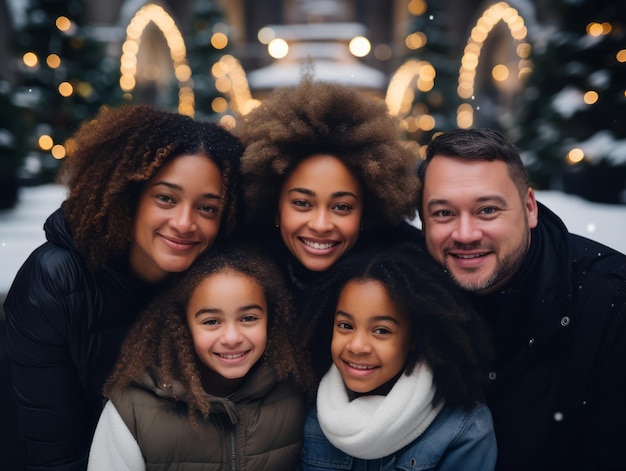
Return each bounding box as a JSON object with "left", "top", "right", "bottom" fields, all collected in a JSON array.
[
  {"left": 4, "top": 207, "right": 162, "bottom": 471},
  {"left": 470, "top": 203, "right": 626, "bottom": 471}
]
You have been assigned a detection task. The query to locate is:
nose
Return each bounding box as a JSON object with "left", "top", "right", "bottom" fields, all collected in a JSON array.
[
  {"left": 170, "top": 204, "right": 197, "bottom": 234},
  {"left": 221, "top": 323, "right": 243, "bottom": 346},
  {"left": 308, "top": 208, "right": 334, "bottom": 233},
  {"left": 347, "top": 331, "right": 372, "bottom": 355},
  {"left": 451, "top": 214, "right": 481, "bottom": 244}
]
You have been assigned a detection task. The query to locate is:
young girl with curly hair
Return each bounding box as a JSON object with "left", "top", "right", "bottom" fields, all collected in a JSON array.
[
  {"left": 4, "top": 104, "right": 243, "bottom": 470},
  {"left": 88, "top": 244, "right": 313, "bottom": 471},
  {"left": 235, "top": 79, "right": 422, "bottom": 378},
  {"left": 301, "top": 244, "right": 496, "bottom": 470}
]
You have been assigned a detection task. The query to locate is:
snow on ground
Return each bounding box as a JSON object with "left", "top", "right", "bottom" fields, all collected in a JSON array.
[{"left": 1, "top": 184, "right": 626, "bottom": 295}]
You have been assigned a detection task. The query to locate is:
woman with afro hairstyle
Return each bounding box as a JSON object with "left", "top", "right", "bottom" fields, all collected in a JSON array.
[
  {"left": 235, "top": 79, "right": 422, "bottom": 379},
  {"left": 302, "top": 244, "right": 496, "bottom": 470},
  {"left": 88, "top": 243, "right": 314, "bottom": 470},
  {"left": 4, "top": 104, "right": 243, "bottom": 470}
]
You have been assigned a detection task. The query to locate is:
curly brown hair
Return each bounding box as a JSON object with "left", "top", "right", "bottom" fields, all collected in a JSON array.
[
  {"left": 235, "top": 79, "right": 420, "bottom": 227},
  {"left": 104, "top": 242, "right": 315, "bottom": 425},
  {"left": 58, "top": 104, "right": 243, "bottom": 269}
]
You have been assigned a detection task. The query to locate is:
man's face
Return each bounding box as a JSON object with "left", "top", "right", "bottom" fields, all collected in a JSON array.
[{"left": 420, "top": 156, "right": 538, "bottom": 294}]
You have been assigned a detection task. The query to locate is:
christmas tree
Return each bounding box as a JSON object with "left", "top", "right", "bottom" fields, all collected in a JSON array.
[
  {"left": 516, "top": 0, "right": 626, "bottom": 202},
  {"left": 11, "top": 0, "right": 118, "bottom": 184},
  {"left": 399, "top": 0, "right": 461, "bottom": 148},
  {"left": 180, "top": 0, "right": 233, "bottom": 121}
]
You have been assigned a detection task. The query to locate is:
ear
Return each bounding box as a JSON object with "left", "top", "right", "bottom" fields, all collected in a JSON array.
[{"left": 525, "top": 188, "right": 539, "bottom": 229}]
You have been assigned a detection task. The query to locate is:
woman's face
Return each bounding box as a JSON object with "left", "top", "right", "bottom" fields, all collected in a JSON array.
[
  {"left": 130, "top": 153, "right": 224, "bottom": 282},
  {"left": 277, "top": 154, "right": 363, "bottom": 272}
]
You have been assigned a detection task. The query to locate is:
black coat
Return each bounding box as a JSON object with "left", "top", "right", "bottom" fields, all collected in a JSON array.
[
  {"left": 4, "top": 207, "right": 161, "bottom": 471},
  {"left": 469, "top": 203, "right": 626, "bottom": 471}
]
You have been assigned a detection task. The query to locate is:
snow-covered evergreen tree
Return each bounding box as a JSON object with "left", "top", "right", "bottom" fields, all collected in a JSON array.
[{"left": 517, "top": 0, "right": 626, "bottom": 200}]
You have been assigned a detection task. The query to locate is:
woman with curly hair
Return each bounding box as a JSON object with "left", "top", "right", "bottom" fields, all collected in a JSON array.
[
  {"left": 235, "top": 79, "right": 422, "bottom": 378},
  {"left": 4, "top": 104, "right": 243, "bottom": 470},
  {"left": 301, "top": 244, "right": 496, "bottom": 470},
  {"left": 88, "top": 243, "right": 313, "bottom": 470}
]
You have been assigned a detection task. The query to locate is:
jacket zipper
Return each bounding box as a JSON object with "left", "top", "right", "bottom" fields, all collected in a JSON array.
[{"left": 229, "top": 424, "right": 238, "bottom": 471}]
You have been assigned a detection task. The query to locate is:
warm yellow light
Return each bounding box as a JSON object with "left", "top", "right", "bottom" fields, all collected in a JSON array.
[
  {"left": 211, "top": 32, "right": 228, "bottom": 49},
  {"left": 23, "top": 52, "right": 38, "bottom": 67},
  {"left": 56, "top": 16, "right": 72, "bottom": 32},
  {"left": 268, "top": 38, "right": 288, "bottom": 59},
  {"left": 419, "top": 115, "right": 436, "bottom": 131},
  {"left": 405, "top": 32, "right": 427, "bottom": 50},
  {"left": 46, "top": 54, "right": 61, "bottom": 68},
  {"left": 211, "top": 97, "right": 228, "bottom": 113},
  {"left": 219, "top": 114, "right": 236, "bottom": 130},
  {"left": 349, "top": 36, "right": 371, "bottom": 57},
  {"left": 567, "top": 148, "right": 585, "bottom": 164},
  {"left": 51, "top": 144, "right": 66, "bottom": 159},
  {"left": 119, "top": 75, "right": 136, "bottom": 91},
  {"left": 617, "top": 49, "right": 626, "bottom": 63},
  {"left": 58, "top": 82, "right": 73, "bottom": 97},
  {"left": 38, "top": 135, "right": 54, "bottom": 150},
  {"left": 408, "top": 0, "right": 427, "bottom": 16},
  {"left": 492, "top": 64, "right": 510, "bottom": 81},
  {"left": 517, "top": 43, "right": 531, "bottom": 58},
  {"left": 583, "top": 91, "right": 599, "bottom": 105},
  {"left": 587, "top": 22, "right": 604, "bottom": 37}
]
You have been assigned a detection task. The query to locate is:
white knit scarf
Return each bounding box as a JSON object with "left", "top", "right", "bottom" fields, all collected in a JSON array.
[{"left": 316, "top": 361, "right": 444, "bottom": 460}]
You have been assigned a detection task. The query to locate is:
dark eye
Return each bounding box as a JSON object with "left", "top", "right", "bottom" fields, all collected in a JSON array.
[
  {"left": 241, "top": 315, "right": 258, "bottom": 323},
  {"left": 433, "top": 209, "right": 453, "bottom": 217},
  {"left": 156, "top": 194, "right": 175, "bottom": 204},
  {"left": 479, "top": 207, "right": 498, "bottom": 215},
  {"left": 373, "top": 327, "right": 391, "bottom": 335},
  {"left": 336, "top": 321, "right": 353, "bottom": 330},
  {"left": 199, "top": 204, "right": 220, "bottom": 215},
  {"left": 333, "top": 203, "right": 352, "bottom": 212},
  {"left": 293, "top": 199, "right": 311, "bottom": 208}
]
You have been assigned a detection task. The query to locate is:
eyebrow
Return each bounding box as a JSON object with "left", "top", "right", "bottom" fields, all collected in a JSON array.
[
  {"left": 335, "top": 310, "right": 400, "bottom": 325},
  {"left": 288, "top": 187, "right": 359, "bottom": 199},
  {"left": 152, "top": 181, "right": 223, "bottom": 201},
  {"left": 426, "top": 194, "right": 508, "bottom": 211},
  {"left": 194, "top": 304, "right": 265, "bottom": 318}
]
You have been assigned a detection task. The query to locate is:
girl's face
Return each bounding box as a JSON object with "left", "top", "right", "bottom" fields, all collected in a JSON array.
[
  {"left": 130, "top": 154, "right": 224, "bottom": 282},
  {"left": 331, "top": 280, "right": 412, "bottom": 394},
  {"left": 186, "top": 270, "right": 268, "bottom": 380},
  {"left": 277, "top": 154, "right": 363, "bottom": 272}
]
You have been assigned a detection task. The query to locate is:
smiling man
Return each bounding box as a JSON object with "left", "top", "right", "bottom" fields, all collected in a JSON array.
[{"left": 418, "top": 128, "right": 626, "bottom": 471}]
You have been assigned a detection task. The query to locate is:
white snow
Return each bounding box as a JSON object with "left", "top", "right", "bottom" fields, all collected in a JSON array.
[{"left": 1, "top": 184, "right": 626, "bottom": 295}]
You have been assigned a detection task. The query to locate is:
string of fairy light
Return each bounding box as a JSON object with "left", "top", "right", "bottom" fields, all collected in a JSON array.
[{"left": 18, "top": 1, "right": 626, "bottom": 164}]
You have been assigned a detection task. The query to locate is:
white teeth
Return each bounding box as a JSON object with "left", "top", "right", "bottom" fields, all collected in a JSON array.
[
  {"left": 348, "top": 362, "right": 375, "bottom": 370},
  {"left": 457, "top": 253, "right": 483, "bottom": 259},
  {"left": 303, "top": 239, "right": 336, "bottom": 250},
  {"left": 219, "top": 352, "right": 245, "bottom": 359}
]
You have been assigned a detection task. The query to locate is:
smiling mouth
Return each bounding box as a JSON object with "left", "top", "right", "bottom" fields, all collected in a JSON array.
[
  {"left": 301, "top": 238, "right": 339, "bottom": 250},
  {"left": 453, "top": 253, "right": 487, "bottom": 259},
  {"left": 346, "top": 361, "right": 376, "bottom": 370},
  {"left": 217, "top": 352, "right": 247, "bottom": 360}
]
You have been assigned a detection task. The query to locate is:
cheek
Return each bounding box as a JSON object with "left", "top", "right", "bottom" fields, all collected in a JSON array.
[{"left": 341, "top": 215, "right": 362, "bottom": 246}]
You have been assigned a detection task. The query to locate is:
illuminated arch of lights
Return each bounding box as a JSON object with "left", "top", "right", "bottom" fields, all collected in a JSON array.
[
  {"left": 119, "top": 4, "right": 194, "bottom": 116},
  {"left": 385, "top": 59, "right": 436, "bottom": 117},
  {"left": 457, "top": 1, "right": 532, "bottom": 128},
  {"left": 211, "top": 54, "right": 258, "bottom": 124}
]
